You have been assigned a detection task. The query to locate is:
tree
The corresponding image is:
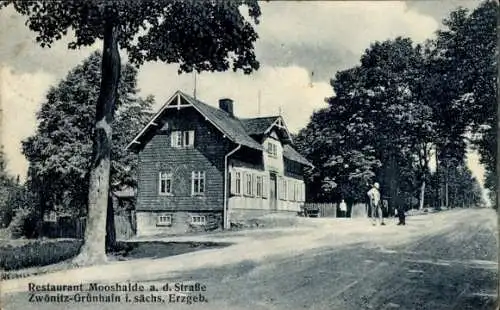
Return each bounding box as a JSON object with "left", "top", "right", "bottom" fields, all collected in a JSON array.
[
  {"left": 0, "top": 147, "right": 16, "bottom": 227},
  {"left": 2, "top": 0, "right": 262, "bottom": 264},
  {"left": 22, "top": 52, "right": 154, "bottom": 247},
  {"left": 432, "top": 1, "right": 498, "bottom": 207}
]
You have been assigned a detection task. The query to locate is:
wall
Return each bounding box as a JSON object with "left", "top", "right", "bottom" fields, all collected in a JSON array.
[
  {"left": 136, "top": 107, "right": 232, "bottom": 212},
  {"left": 262, "top": 131, "right": 284, "bottom": 174},
  {"left": 227, "top": 163, "right": 305, "bottom": 223},
  {"left": 136, "top": 211, "right": 222, "bottom": 236}
]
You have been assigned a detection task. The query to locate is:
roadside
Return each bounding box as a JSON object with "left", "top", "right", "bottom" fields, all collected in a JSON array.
[{"left": 1, "top": 208, "right": 490, "bottom": 295}]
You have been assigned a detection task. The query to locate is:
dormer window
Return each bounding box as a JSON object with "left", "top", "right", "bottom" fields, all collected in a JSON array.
[
  {"left": 171, "top": 130, "right": 194, "bottom": 148},
  {"left": 267, "top": 142, "right": 277, "bottom": 158}
]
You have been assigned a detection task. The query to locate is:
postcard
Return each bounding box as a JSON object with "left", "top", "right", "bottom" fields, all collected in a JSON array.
[{"left": 0, "top": 1, "right": 497, "bottom": 309}]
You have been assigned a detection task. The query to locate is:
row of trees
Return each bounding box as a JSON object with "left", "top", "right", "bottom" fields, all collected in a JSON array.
[{"left": 295, "top": 1, "right": 496, "bottom": 210}]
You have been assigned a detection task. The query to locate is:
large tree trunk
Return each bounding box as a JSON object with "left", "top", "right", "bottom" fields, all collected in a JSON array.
[
  {"left": 419, "top": 180, "right": 426, "bottom": 210},
  {"left": 74, "top": 22, "right": 121, "bottom": 266}
]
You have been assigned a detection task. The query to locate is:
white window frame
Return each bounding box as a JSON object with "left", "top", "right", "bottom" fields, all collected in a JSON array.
[
  {"left": 157, "top": 214, "right": 172, "bottom": 226},
  {"left": 171, "top": 130, "right": 195, "bottom": 148},
  {"left": 244, "top": 172, "right": 253, "bottom": 196},
  {"left": 255, "top": 175, "right": 263, "bottom": 198},
  {"left": 191, "top": 171, "right": 206, "bottom": 195},
  {"left": 267, "top": 142, "right": 277, "bottom": 157},
  {"left": 234, "top": 171, "right": 242, "bottom": 195},
  {"left": 191, "top": 215, "right": 206, "bottom": 225},
  {"left": 159, "top": 172, "right": 173, "bottom": 195}
]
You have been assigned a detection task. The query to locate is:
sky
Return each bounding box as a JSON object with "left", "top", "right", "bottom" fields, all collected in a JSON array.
[{"left": 0, "top": 1, "right": 484, "bottom": 188}]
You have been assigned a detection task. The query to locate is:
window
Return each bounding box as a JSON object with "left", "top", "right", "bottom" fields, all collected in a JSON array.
[
  {"left": 191, "top": 215, "right": 206, "bottom": 225},
  {"left": 255, "top": 175, "right": 263, "bottom": 197},
  {"left": 281, "top": 178, "right": 288, "bottom": 200},
  {"left": 159, "top": 172, "right": 173, "bottom": 195},
  {"left": 44, "top": 211, "right": 57, "bottom": 222},
  {"left": 191, "top": 171, "right": 205, "bottom": 195},
  {"left": 244, "top": 172, "right": 253, "bottom": 196},
  {"left": 267, "top": 142, "right": 277, "bottom": 157},
  {"left": 171, "top": 130, "right": 194, "bottom": 148},
  {"left": 231, "top": 171, "right": 242, "bottom": 195},
  {"left": 157, "top": 215, "right": 172, "bottom": 226}
]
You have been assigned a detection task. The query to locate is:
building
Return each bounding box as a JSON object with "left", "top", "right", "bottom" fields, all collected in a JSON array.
[{"left": 126, "top": 90, "right": 313, "bottom": 236}]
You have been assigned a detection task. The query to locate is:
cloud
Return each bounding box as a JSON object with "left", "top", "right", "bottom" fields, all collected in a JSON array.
[
  {"left": 255, "top": 1, "right": 440, "bottom": 81},
  {"left": 1, "top": 66, "right": 56, "bottom": 178},
  {"left": 138, "top": 63, "right": 333, "bottom": 133}
]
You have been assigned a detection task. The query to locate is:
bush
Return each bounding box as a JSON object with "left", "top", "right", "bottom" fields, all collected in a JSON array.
[
  {"left": 9, "top": 208, "right": 40, "bottom": 239},
  {"left": 0, "top": 239, "right": 82, "bottom": 271}
]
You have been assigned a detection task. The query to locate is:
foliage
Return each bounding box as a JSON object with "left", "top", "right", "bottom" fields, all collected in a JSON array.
[
  {"left": 0, "top": 0, "right": 261, "bottom": 74},
  {"left": 7, "top": 188, "right": 40, "bottom": 239},
  {"left": 296, "top": 2, "right": 496, "bottom": 209},
  {"left": 2, "top": 0, "right": 262, "bottom": 262},
  {"left": 22, "top": 52, "right": 154, "bottom": 216},
  {"left": 432, "top": 1, "right": 498, "bottom": 206},
  {"left": 296, "top": 37, "right": 434, "bottom": 205},
  {"left": 0, "top": 147, "right": 18, "bottom": 228},
  {"left": 0, "top": 239, "right": 82, "bottom": 271}
]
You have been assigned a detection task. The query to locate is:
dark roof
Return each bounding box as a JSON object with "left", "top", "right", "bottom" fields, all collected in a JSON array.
[
  {"left": 240, "top": 116, "right": 279, "bottom": 136},
  {"left": 128, "top": 91, "right": 313, "bottom": 167},
  {"left": 181, "top": 93, "right": 263, "bottom": 150},
  {"left": 283, "top": 145, "right": 312, "bottom": 166}
]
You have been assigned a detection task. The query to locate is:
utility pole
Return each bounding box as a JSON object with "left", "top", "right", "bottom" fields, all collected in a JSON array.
[
  {"left": 258, "top": 90, "right": 261, "bottom": 116},
  {"left": 193, "top": 71, "right": 197, "bottom": 99}
]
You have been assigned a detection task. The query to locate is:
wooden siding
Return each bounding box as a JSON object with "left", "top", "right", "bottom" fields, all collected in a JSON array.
[{"left": 137, "top": 107, "right": 232, "bottom": 212}]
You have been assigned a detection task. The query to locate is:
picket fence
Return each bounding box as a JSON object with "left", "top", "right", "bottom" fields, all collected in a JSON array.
[
  {"left": 72, "top": 213, "right": 136, "bottom": 240},
  {"left": 302, "top": 203, "right": 338, "bottom": 217}
]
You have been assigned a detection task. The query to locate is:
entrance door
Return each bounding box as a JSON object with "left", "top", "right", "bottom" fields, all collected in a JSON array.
[{"left": 269, "top": 173, "right": 277, "bottom": 210}]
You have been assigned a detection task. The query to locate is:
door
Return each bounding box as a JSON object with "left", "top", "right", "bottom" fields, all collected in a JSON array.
[{"left": 269, "top": 173, "right": 277, "bottom": 210}]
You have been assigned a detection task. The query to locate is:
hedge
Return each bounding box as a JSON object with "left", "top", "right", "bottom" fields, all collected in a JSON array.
[{"left": 0, "top": 239, "right": 82, "bottom": 271}]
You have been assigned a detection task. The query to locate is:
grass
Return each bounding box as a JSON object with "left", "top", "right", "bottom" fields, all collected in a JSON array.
[{"left": 1, "top": 239, "right": 231, "bottom": 280}]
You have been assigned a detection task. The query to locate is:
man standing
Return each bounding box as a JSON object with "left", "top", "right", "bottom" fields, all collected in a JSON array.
[
  {"left": 339, "top": 199, "right": 347, "bottom": 218},
  {"left": 367, "top": 182, "right": 384, "bottom": 226}
]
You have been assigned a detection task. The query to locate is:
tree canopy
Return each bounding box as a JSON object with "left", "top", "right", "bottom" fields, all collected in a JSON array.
[
  {"left": 295, "top": 1, "right": 495, "bottom": 210},
  {"left": 22, "top": 52, "right": 154, "bottom": 216},
  {"left": 1, "top": 0, "right": 262, "bottom": 264}
]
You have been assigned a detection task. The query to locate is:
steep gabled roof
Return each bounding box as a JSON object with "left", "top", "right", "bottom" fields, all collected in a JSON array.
[
  {"left": 240, "top": 116, "right": 279, "bottom": 136},
  {"left": 181, "top": 93, "right": 263, "bottom": 150},
  {"left": 283, "top": 145, "right": 311, "bottom": 166},
  {"left": 126, "top": 91, "right": 312, "bottom": 167}
]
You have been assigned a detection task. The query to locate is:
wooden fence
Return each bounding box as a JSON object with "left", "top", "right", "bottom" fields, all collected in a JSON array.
[
  {"left": 50, "top": 212, "right": 136, "bottom": 240},
  {"left": 302, "top": 202, "right": 370, "bottom": 218},
  {"left": 302, "top": 203, "right": 338, "bottom": 217}
]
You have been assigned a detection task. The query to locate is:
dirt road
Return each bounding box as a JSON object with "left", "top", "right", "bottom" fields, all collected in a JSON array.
[{"left": 2, "top": 208, "right": 498, "bottom": 310}]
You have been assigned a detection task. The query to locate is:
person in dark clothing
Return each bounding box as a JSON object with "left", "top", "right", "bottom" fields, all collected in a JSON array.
[{"left": 397, "top": 205, "right": 406, "bottom": 225}]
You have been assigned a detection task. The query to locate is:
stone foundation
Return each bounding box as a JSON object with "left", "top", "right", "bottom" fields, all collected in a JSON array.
[{"left": 136, "top": 211, "right": 222, "bottom": 237}]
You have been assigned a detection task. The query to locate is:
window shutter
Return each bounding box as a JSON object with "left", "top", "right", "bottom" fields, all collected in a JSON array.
[
  {"left": 230, "top": 170, "right": 236, "bottom": 195},
  {"left": 171, "top": 131, "right": 177, "bottom": 147},
  {"left": 242, "top": 172, "right": 247, "bottom": 196},
  {"left": 191, "top": 171, "right": 195, "bottom": 196},
  {"left": 188, "top": 130, "right": 195, "bottom": 146},
  {"left": 262, "top": 175, "right": 268, "bottom": 198},
  {"left": 249, "top": 173, "right": 254, "bottom": 197},
  {"left": 252, "top": 173, "right": 262, "bottom": 197}
]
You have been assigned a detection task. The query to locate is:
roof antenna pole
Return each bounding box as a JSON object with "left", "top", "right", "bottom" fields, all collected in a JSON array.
[
  {"left": 258, "top": 90, "right": 261, "bottom": 116},
  {"left": 278, "top": 106, "right": 282, "bottom": 116},
  {"left": 193, "top": 70, "right": 197, "bottom": 99}
]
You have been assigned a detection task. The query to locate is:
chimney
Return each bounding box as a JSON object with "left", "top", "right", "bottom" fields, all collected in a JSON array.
[{"left": 219, "top": 98, "right": 234, "bottom": 116}]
